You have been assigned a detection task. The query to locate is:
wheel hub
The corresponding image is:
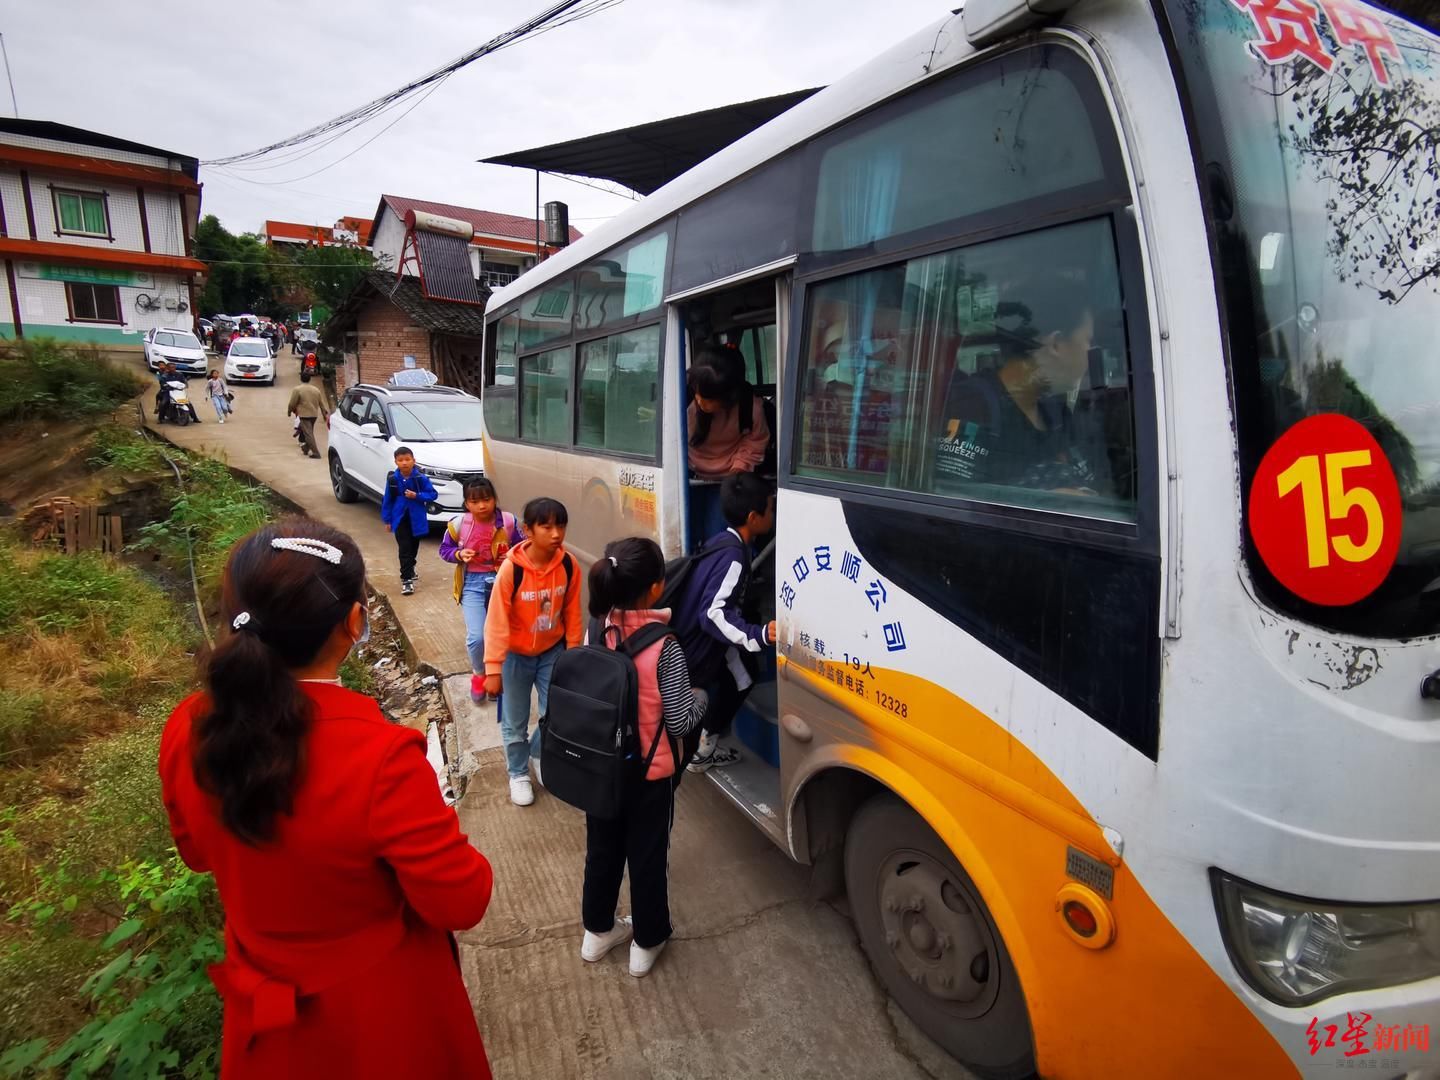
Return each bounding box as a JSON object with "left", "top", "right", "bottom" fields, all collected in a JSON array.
[{"left": 878, "top": 854, "right": 997, "bottom": 1012}]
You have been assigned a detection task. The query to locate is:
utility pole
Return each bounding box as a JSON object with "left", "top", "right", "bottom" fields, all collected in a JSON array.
[{"left": 0, "top": 34, "right": 17, "bottom": 118}]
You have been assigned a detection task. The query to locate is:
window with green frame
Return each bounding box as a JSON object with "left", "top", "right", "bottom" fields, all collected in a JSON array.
[{"left": 55, "top": 189, "right": 109, "bottom": 237}]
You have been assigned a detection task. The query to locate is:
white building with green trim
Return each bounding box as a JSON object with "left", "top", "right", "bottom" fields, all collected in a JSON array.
[{"left": 0, "top": 119, "right": 205, "bottom": 347}]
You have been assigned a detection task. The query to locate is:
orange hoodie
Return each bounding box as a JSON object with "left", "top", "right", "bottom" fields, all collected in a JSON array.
[{"left": 482, "top": 540, "right": 583, "bottom": 675}]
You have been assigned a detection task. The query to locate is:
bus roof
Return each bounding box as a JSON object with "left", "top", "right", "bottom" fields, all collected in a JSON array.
[{"left": 485, "top": 11, "right": 975, "bottom": 316}]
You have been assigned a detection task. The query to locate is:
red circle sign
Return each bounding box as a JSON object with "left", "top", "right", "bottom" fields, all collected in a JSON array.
[{"left": 1249, "top": 414, "right": 1402, "bottom": 606}]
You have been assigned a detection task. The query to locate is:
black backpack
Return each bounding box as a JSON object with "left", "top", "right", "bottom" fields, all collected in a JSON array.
[
  {"left": 656, "top": 531, "right": 746, "bottom": 611},
  {"left": 540, "top": 619, "right": 673, "bottom": 819}
]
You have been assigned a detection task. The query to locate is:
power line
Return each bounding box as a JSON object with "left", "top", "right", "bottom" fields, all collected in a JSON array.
[
  {"left": 203, "top": 0, "right": 616, "bottom": 169},
  {"left": 0, "top": 33, "right": 17, "bottom": 118}
]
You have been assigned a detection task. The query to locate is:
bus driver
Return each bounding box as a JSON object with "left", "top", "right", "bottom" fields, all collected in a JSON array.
[{"left": 932, "top": 272, "right": 1108, "bottom": 499}]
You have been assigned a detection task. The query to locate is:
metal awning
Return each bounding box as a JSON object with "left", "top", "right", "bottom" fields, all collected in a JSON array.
[{"left": 479, "top": 88, "right": 821, "bottom": 196}]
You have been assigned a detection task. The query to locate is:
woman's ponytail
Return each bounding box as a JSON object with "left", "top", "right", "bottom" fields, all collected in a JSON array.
[{"left": 193, "top": 518, "right": 365, "bottom": 845}]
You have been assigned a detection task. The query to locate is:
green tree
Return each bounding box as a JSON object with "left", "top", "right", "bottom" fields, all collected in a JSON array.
[
  {"left": 287, "top": 242, "right": 384, "bottom": 315},
  {"left": 193, "top": 215, "right": 279, "bottom": 317}
]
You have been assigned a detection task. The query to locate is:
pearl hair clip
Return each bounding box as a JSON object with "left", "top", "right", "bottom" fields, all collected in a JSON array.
[{"left": 271, "top": 537, "right": 343, "bottom": 564}]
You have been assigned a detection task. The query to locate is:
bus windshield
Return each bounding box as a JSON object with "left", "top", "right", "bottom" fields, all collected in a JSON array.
[{"left": 1166, "top": 0, "right": 1440, "bottom": 637}]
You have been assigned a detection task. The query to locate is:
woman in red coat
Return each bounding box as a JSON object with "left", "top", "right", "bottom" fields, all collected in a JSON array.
[{"left": 160, "top": 518, "right": 494, "bottom": 1078}]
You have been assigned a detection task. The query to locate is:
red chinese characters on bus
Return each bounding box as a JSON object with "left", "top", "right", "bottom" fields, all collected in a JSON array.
[
  {"left": 1318, "top": 0, "right": 1403, "bottom": 85},
  {"left": 1230, "top": 0, "right": 1335, "bottom": 72},
  {"left": 1228, "top": 0, "right": 1403, "bottom": 85}
]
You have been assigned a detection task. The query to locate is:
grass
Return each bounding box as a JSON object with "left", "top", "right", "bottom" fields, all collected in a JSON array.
[
  {"left": 0, "top": 340, "right": 144, "bottom": 425},
  {"left": 0, "top": 543, "right": 188, "bottom": 769},
  {"left": 0, "top": 430, "right": 282, "bottom": 1075}
]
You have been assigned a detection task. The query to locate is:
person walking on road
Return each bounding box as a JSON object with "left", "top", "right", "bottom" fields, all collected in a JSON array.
[
  {"left": 380, "top": 446, "right": 437, "bottom": 596},
  {"left": 206, "top": 369, "right": 232, "bottom": 424},
  {"left": 578, "top": 537, "right": 707, "bottom": 978},
  {"left": 286, "top": 380, "right": 327, "bottom": 459},
  {"left": 158, "top": 518, "right": 495, "bottom": 1078}
]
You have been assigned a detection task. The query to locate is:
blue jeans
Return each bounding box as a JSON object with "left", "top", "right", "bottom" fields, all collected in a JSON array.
[
  {"left": 459, "top": 571, "right": 496, "bottom": 674},
  {"left": 501, "top": 642, "right": 563, "bottom": 777}
]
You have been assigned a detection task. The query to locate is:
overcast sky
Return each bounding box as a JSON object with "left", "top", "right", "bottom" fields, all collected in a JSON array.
[{"left": 3, "top": 0, "right": 948, "bottom": 238}]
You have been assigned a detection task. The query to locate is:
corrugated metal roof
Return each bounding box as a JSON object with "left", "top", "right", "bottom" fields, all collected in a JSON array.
[{"left": 324, "top": 271, "right": 491, "bottom": 343}]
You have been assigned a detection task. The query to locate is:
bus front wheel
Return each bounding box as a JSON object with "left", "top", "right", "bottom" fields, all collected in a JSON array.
[{"left": 845, "top": 795, "right": 1035, "bottom": 1079}]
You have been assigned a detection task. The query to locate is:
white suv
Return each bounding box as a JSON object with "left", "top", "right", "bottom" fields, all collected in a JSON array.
[{"left": 328, "top": 384, "right": 484, "bottom": 523}]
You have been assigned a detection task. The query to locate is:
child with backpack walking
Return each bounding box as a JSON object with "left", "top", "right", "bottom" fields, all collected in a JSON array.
[
  {"left": 670, "top": 471, "right": 777, "bottom": 773},
  {"left": 483, "top": 497, "right": 582, "bottom": 806},
  {"left": 380, "top": 446, "right": 437, "bottom": 596},
  {"left": 438, "top": 478, "right": 522, "bottom": 704},
  {"left": 575, "top": 537, "right": 707, "bottom": 977}
]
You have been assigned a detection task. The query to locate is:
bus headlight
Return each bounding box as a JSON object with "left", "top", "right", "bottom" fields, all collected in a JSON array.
[{"left": 1213, "top": 871, "right": 1440, "bottom": 1006}]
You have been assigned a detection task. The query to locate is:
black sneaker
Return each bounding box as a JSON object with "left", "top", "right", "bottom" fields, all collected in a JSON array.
[
  {"left": 687, "top": 743, "right": 741, "bottom": 774},
  {"left": 401, "top": 579, "right": 415, "bottom": 595}
]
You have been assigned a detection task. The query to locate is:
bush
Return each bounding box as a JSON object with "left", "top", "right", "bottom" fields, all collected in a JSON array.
[
  {"left": 88, "top": 426, "right": 169, "bottom": 476},
  {"left": 0, "top": 340, "right": 143, "bottom": 424},
  {"left": 132, "top": 456, "right": 273, "bottom": 594},
  {"left": 0, "top": 429, "right": 281, "bottom": 1072}
]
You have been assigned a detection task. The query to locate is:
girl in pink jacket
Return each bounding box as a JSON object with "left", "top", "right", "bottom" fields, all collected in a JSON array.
[
  {"left": 686, "top": 343, "right": 770, "bottom": 479},
  {"left": 577, "top": 537, "right": 707, "bottom": 978}
]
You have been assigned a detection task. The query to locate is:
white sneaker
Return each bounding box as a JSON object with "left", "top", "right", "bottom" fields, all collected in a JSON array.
[
  {"left": 509, "top": 776, "right": 534, "bottom": 806},
  {"left": 629, "top": 938, "right": 666, "bottom": 977},
  {"left": 218, "top": 418, "right": 224, "bottom": 424},
  {"left": 581, "top": 916, "right": 632, "bottom": 962}
]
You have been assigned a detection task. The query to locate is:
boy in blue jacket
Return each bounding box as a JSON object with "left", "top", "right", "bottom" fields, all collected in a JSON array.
[
  {"left": 380, "top": 445, "right": 437, "bottom": 595},
  {"left": 671, "top": 472, "right": 777, "bottom": 772}
]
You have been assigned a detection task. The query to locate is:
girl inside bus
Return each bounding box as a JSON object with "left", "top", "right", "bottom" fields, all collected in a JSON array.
[
  {"left": 439, "top": 477, "right": 523, "bottom": 704},
  {"left": 579, "top": 537, "right": 708, "bottom": 977},
  {"left": 687, "top": 341, "right": 771, "bottom": 479},
  {"left": 158, "top": 518, "right": 495, "bottom": 1078}
]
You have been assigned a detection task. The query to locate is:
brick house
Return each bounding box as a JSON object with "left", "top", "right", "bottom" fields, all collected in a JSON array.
[
  {"left": 0, "top": 119, "right": 205, "bottom": 349},
  {"left": 325, "top": 270, "right": 490, "bottom": 395},
  {"left": 325, "top": 197, "right": 582, "bottom": 393},
  {"left": 368, "top": 195, "right": 579, "bottom": 290}
]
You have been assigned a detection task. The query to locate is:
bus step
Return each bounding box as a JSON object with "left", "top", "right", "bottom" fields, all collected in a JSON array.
[{"left": 702, "top": 735, "right": 787, "bottom": 852}]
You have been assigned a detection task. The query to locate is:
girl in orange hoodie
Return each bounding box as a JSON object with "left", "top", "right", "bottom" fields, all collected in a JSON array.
[{"left": 483, "top": 497, "right": 583, "bottom": 806}]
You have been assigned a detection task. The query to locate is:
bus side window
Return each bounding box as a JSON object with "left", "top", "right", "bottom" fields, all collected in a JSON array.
[
  {"left": 483, "top": 313, "right": 519, "bottom": 439},
  {"left": 576, "top": 324, "right": 661, "bottom": 458},
  {"left": 795, "top": 218, "right": 1138, "bottom": 524}
]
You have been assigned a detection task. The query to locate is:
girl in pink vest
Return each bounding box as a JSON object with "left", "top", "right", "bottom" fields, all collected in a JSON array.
[{"left": 579, "top": 537, "right": 707, "bottom": 977}]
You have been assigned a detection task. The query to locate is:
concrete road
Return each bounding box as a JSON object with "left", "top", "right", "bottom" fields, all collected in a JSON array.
[{"left": 139, "top": 351, "right": 972, "bottom": 1080}]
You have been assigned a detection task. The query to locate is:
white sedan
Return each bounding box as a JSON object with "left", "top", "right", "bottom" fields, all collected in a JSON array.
[
  {"left": 143, "top": 327, "right": 207, "bottom": 376},
  {"left": 224, "top": 337, "right": 276, "bottom": 386}
]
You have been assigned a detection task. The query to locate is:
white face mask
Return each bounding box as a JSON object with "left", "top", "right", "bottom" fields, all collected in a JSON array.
[{"left": 352, "top": 606, "right": 371, "bottom": 650}]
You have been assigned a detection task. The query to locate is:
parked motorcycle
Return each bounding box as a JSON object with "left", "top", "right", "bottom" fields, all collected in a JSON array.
[
  {"left": 158, "top": 377, "right": 201, "bottom": 427},
  {"left": 300, "top": 352, "right": 318, "bottom": 383}
]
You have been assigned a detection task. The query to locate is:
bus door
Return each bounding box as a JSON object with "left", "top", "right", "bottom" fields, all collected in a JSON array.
[{"left": 671, "top": 270, "right": 790, "bottom": 845}]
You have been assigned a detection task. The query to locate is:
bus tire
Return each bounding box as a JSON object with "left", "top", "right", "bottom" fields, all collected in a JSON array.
[{"left": 845, "top": 795, "right": 1035, "bottom": 1079}]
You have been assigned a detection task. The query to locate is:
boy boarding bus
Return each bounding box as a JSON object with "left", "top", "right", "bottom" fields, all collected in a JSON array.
[{"left": 479, "top": 1, "right": 1440, "bottom": 1075}]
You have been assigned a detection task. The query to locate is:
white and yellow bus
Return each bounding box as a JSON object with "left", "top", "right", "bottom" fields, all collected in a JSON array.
[{"left": 480, "top": 1, "right": 1440, "bottom": 1075}]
